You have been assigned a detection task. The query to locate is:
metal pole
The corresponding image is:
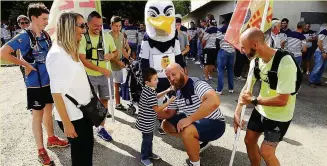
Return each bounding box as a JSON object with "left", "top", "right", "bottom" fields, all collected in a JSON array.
[{"left": 101, "top": 26, "right": 115, "bottom": 123}]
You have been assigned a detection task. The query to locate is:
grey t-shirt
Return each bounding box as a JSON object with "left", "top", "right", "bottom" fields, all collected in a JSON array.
[{"left": 178, "top": 31, "right": 189, "bottom": 52}]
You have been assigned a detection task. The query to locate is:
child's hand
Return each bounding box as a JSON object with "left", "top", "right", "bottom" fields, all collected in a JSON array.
[
  {"left": 168, "top": 86, "right": 175, "bottom": 91},
  {"left": 168, "top": 96, "right": 176, "bottom": 103}
]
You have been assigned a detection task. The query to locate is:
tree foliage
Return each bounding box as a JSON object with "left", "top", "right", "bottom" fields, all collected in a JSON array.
[
  {"left": 1, "top": 1, "right": 190, "bottom": 25},
  {"left": 173, "top": 0, "right": 191, "bottom": 17}
]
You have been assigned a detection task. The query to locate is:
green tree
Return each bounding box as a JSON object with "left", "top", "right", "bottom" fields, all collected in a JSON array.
[{"left": 173, "top": 0, "right": 191, "bottom": 17}]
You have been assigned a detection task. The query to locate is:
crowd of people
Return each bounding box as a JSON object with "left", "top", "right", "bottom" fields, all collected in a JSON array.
[{"left": 0, "top": 1, "right": 326, "bottom": 166}]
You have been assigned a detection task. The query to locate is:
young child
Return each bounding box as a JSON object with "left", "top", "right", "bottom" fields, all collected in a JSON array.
[{"left": 135, "top": 67, "right": 175, "bottom": 166}]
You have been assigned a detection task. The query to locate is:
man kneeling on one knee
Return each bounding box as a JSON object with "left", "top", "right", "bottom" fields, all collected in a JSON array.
[{"left": 157, "top": 63, "right": 226, "bottom": 166}]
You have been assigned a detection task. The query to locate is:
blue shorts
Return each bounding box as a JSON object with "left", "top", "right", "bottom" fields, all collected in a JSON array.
[{"left": 166, "top": 113, "right": 225, "bottom": 142}]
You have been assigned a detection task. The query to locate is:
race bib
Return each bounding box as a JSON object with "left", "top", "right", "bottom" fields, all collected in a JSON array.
[{"left": 152, "top": 53, "right": 175, "bottom": 76}]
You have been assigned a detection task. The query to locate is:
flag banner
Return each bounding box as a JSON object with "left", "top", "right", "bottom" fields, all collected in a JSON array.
[
  {"left": 45, "top": 0, "right": 102, "bottom": 40},
  {"left": 225, "top": 0, "right": 274, "bottom": 51}
]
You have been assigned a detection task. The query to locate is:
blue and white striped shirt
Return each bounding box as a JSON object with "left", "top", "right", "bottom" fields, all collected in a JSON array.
[
  {"left": 286, "top": 31, "right": 306, "bottom": 57},
  {"left": 203, "top": 26, "right": 218, "bottom": 49},
  {"left": 316, "top": 29, "right": 327, "bottom": 52},
  {"left": 135, "top": 86, "right": 158, "bottom": 133},
  {"left": 217, "top": 25, "right": 235, "bottom": 53},
  {"left": 167, "top": 77, "right": 225, "bottom": 121}
]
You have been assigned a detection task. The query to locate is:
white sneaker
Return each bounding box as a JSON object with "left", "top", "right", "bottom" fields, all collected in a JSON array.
[
  {"left": 216, "top": 90, "right": 222, "bottom": 95},
  {"left": 235, "top": 76, "right": 246, "bottom": 81},
  {"left": 209, "top": 76, "right": 213, "bottom": 80},
  {"left": 195, "top": 61, "right": 201, "bottom": 65},
  {"left": 229, "top": 89, "right": 234, "bottom": 93}
]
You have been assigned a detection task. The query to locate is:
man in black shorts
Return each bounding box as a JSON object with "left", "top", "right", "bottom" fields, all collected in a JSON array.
[
  {"left": 201, "top": 18, "right": 218, "bottom": 82},
  {"left": 0, "top": 3, "right": 69, "bottom": 165},
  {"left": 234, "top": 28, "right": 298, "bottom": 166}
]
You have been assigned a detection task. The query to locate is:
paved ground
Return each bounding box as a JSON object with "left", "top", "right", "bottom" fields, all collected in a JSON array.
[{"left": 1, "top": 61, "right": 326, "bottom": 166}]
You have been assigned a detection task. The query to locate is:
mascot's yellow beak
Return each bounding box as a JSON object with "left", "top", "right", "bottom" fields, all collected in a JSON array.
[{"left": 147, "top": 16, "right": 174, "bottom": 34}]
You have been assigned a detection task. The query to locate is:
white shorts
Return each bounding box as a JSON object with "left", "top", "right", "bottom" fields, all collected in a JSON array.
[{"left": 112, "top": 69, "right": 124, "bottom": 84}]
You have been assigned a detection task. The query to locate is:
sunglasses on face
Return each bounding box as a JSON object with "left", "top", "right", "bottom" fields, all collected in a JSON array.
[
  {"left": 76, "top": 23, "right": 87, "bottom": 29},
  {"left": 20, "top": 22, "right": 30, "bottom": 25}
]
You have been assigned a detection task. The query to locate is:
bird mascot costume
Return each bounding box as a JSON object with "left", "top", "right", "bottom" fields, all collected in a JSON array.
[{"left": 139, "top": 0, "right": 186, "bottom": 94}]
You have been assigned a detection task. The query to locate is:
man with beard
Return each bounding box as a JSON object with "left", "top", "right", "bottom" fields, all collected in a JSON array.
[
  {"left": 158, "top": 63, "right": 226, "bottom": 166},
  {"left": 234, "top": 28, "right": 299, "bottom": 166}
]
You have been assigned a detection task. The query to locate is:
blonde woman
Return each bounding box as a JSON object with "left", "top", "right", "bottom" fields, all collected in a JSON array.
[{"left": 46, "top": 11, "right": 94, "bottom": 165}]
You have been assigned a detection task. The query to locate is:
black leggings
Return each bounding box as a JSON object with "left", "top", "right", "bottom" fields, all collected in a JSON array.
[{"left": 57, "top": 118, "right": 94, "bottom": 166}]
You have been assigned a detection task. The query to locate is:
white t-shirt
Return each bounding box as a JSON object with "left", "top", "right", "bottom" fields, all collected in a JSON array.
[
  {"left": 1, "top": 25, "right": 11, "bottom": 40},
  {"left": 46, "top": 44, "right": 92, "bottom": 121},
  {"left": 139, "top": 39, "right": 181, "bottom": 78}
]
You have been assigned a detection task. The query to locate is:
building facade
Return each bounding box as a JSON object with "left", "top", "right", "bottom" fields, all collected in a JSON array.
[{"left": 182, "top": 1, "right": 327, "bottom": 32}]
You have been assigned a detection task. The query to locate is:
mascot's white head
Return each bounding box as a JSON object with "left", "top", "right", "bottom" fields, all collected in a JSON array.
[{"left": 145, "top": 0, "right": 175, "bottom": 42}]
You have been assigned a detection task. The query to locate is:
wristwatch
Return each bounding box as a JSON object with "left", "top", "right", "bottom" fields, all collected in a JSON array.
[{"left": 251, "top": 96, "right": 258, "bottom": 106}]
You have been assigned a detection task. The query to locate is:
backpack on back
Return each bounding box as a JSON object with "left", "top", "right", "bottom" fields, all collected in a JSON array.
[{"left": 254, "top": 49, "right": 302, "bottom": 95}]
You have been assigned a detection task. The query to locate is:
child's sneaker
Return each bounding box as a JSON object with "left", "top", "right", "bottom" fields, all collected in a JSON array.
[
  {"left": 141, "top": 159, "right": 153, "bottom": 166},
  {"left": 38, "top": 148, "right": 55, "bottom": 166},
  {"left": 47, "top": 136, "right": 69, "bottom": 148}
]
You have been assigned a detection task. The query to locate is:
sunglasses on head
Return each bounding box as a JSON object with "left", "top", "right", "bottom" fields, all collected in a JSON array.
[
  {"left": 76, "top": 23, "right": 87, "bottom": 29},
  {"left": 20, "top": 22, "right": 30, "bottom": 25}
]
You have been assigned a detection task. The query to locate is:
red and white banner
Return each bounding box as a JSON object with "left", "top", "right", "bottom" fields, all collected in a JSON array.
[
  {"left": 45, "top": 0, "right": 102, "bottom": 40},
  {"left": 225, "top": 0, "right": 274, "bottom": 51}
]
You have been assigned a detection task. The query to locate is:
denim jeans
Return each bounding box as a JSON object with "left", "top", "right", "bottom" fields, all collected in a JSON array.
[
  {"left": 197, "top": 39, "right": 202, "bottom": 61},
  {"left": 189, "top": 39, "right": 197, "bottom": 58},
  {"left": 217, "top": 49, "right": 235, "bottom": 92},
  {"left": 141, "top": 132, "right": 153, "bottom": 160},
  {"left": 309, "top": 51, "right": 327, "bottom": 83},
  {"left": 294, "top": 56, "right": 302, "bottom": 67}
]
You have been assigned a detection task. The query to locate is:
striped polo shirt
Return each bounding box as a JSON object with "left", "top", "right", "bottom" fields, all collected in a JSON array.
[
  {"left": 217, "top": 25, "right": 235, "bottom": 53},
  {"left": 187, "top": 27, "right": 197, "bottom": 40},
  {"left": 124, "top": 26, "right": 138, "bottom": 44},
  {"left": 203, "top": 26, "right": 218, "bottom": 49},
  {"left": 286, "top": 31, "right": 306, "bottom": 57},
  {"left": 135, "top": 86, "right": 158, "bottom": 133},
  {"left": 167, "top": 77, "right": 225, "bottom": 121},
  {"left": 316, "top": 29, "right": 327, "bottom": 52}
]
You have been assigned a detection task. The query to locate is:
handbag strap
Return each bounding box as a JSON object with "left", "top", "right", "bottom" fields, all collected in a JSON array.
[{"left": 65, "top": 73, "right": 97, "bottom": 108}]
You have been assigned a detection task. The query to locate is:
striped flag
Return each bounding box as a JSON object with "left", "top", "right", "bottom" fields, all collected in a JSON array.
[
  {"left": 225, "top": 0, "right": 274, "bottom": 50},
  {"left": 45, "top": 0, "right": 102, "bottom": 40}
]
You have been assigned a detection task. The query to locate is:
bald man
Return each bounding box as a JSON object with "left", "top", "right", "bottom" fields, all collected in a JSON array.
[
  {"left": 158, "top": 63, "right": 225, "bottom": 166},
  {"left": 234, "top": 28, "right": 299, "bottom": 166}
]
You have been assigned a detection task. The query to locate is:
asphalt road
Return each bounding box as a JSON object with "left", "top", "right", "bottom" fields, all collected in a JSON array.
[{"left": 1, "top": 61, "right": 326, "bottom": 166}]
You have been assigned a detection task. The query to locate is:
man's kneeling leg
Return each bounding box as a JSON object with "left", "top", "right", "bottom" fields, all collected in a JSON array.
[{"left": 181, "top": 125, "right": 200, "bottom": 162}]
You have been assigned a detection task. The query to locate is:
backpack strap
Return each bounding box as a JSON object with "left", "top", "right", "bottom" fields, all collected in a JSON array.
[
  {"left": 270, "top": 49, "right": 285, "bottom": 74},
  {"left": 253, "top": 58, "right": 261, "bottom": 80},
  {"left": 97, "top": 31, "right": 103, "bottom": 49},
  {"left": 24, "top": 29, "right": 37, "bottom": 63},
  {"left": 25, "top": 29, "right": 36, "bottom": 48},
  {"left": 85, "top": 32, "right": 92, "bottom": 48},
  {"left": 41, "top": 30, "right": 52, "bottom": 48}
]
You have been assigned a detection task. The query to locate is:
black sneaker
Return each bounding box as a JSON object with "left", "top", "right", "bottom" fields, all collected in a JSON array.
[
  {"left": 106, "top": 113, "right": 112, "bottom": 118},
  {"left": 185, "top": 159, "right": 202, "bottom": 166},
  {"left": 158, "top": 128, "right": 166, "bottom": 135},
  {"left": 199, "top": 141, "right": 210, "bottom": 153},
  {"left": 115, "top": 104, "right": 126, "bottom": 111}
]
